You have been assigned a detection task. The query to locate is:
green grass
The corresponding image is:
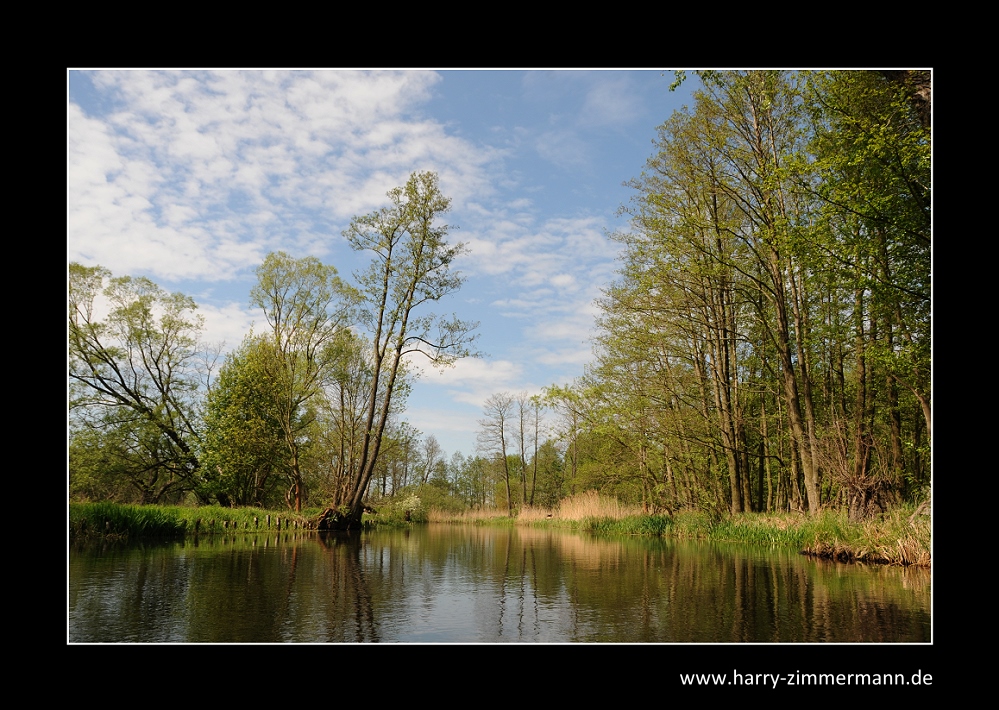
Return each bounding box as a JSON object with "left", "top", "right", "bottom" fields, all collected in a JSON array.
[
  {"left": 171, "top": 505, "right": 316, "bottom": 533},
  {"left": 690, "top": 507, "right": 930, "bottom": 566},
  {"left": 520, "top": 505, "right": 930, "bottom": 567},
  {"left": 70, "top": 502, "right": 186, "bottom": 540},
  {"left": 69, "top": 502, "right": 319, "bottom": 541}
]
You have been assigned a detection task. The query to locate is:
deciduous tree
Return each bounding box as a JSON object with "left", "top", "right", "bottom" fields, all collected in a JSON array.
[
  {"left": 477, "top": 392, "right": 515, "bottom": 516},
  {"left": 318, "top": 171, "right": 478, "bottom": 529},
  {"left": 250, "top": 251, "right": 354, "bottom": 511},
  {"left": 200, "top": 336, "right": 288, "bottom": 507},
  {"left": 69, "top": 263, "right": 207, "bottom": 500}
]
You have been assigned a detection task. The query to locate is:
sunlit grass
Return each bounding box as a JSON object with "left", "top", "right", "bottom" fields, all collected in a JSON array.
[
  {"left": 69, "top": 502, "right": 317, "bottom": 540},
  {"left": 70, "top": 502, "right": 185, "bottom": 540},
  {"left": 556, "top": 490, "right": 644, "bottom": 520},
  {"left": 426, "top": 507, "right": 515, "bottom": 525}
]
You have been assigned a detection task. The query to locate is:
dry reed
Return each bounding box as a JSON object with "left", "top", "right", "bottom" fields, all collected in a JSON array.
[
  {"left": 425, "top": 507, "right": 513, "bottom": 524},
  {"left": 534, "top": 490, "right": 643, "bottom": 522}
]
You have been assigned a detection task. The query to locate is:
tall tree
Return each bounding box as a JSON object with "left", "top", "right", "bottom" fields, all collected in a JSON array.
[
  {"left": 807, "top": 70, "right": 931, "bottom": 443},
  {"left": 308, "top": 329, "right": 380, "bottom": 503},
  {"left": 319, "top": 171, "right": 478, "bottom": 529},
  {"left": 69, "top": 263, "right": 207, "bottom": 500},
  {"left": 477, "top": 392, "right": 516, "bottom": 516},
  {"left": 250, "top": 251, "right": 354, "bottom": 512},
  {"left": 579, "top": 70, "right": 930, "bottom": 518}
]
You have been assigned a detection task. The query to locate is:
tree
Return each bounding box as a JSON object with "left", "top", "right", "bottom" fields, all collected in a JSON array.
[
  {"left": 543, "top": 384, "right": 584, "bottom": 495},
  {"left": 530, "top": 439, "right": 566, "bottom": 509},
  {"left": 70, "top": 413, "right": 194, "bottom": 504},
  {"left": 317, "top": 171, "right": 478, "bottom": 529},
  {"left": 477, "top": 392, "right": 516, "bottom": 516},
  {"left": 418, "top": 434, "right": 443, "bottom": 487},
  {"left": 451, "top": 453, "right": 492, "bottom": 509},
  {"left": 576, "top": 70, "right": 930, "bottom": 519},
  {"left": 199, "top": 336, "right": 288, "bottom": 507},
  {"left": 249, "top": 251, "right": 355, "bottom": 512},
  {"left": 307, "top": 329, "right": 382, "bottom": 503},
  {"left": 805, "top": 71, "right": 931, "bottom": 509},
  {"left": 69, "top": 263, "right": 207, "bottom": 500},
  {"left": 807, "top": 71, "right": 930, "bottom": 439}
]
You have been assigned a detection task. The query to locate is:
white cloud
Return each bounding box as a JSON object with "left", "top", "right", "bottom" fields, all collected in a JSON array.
[
  {"left": 69, "top": 70, "right": 500, "bottom": 284},
  {"left": 421, "top": 357, "right": 524, "bottom": 407},
  {"left": 404, "top": 406, "right": 480, "bottom": 438},
  {"left": 197, "top": 301, "right": 258, "bottom": 352},
  {"left": 579, "top": 75, "right": 643, "bottom": 129}
]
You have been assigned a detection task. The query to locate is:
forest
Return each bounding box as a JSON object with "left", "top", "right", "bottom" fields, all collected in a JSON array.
[{"left": 69, "top": 71, "right": 930, "bottom": 525}]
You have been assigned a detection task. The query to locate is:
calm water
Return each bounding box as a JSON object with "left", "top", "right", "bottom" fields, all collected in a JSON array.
[{"left": 68, "top": 524, "right": 930, "bottom": 643}]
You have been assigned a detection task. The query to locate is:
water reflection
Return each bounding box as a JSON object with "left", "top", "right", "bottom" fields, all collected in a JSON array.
[{"left": 69, "top": 525, "right": 930, "bottom": 643}]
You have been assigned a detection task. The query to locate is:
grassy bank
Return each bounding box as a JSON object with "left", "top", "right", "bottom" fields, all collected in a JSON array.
[
  {"left": 429, "top": 491, "right": 931, "bottom": 567},
  {"left": 71, "top": 494, "right": 931, "bottom": 567},
  {"left": 69, "top": 502, "right": 319, "bottom": 541}
]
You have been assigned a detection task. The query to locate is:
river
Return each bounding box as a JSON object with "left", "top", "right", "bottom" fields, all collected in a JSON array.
[{"left": 69, "top": 524, "right": 930, "bottom": 643}]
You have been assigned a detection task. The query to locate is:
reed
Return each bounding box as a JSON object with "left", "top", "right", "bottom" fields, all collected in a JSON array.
[
  {"left": 69, "top": 502, "right": 318, "bottom": 540},
  {"left": 802, "top": 505, "right": 931, "bottom": 566},
  {"left": 706, "top": 507, "right": 931, "bottom": 566},
  {"left": 426, "top": 507, "right": 515, "bottom": 525},
  {"left": 522, "top": 498, "right": 931, "bottom": 566},
  {"left": 555, "top": 490, "right": 643, "bottom": 521},
  {"left": 70, "top": 502, "right": 187, "bottom": 540},
  {"left": 578, "top": 515, "right": 670, "bottom": 536},
  {"left": 515, "top": 506, "right": 555, "bottom": 523},
  {"left": 170, "top": 505, "right": 316, "bottom": 532}
]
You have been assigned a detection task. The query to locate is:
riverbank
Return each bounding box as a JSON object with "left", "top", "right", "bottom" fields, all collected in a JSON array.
[
  {"left": 427, "top": 491, "right": 931, "bottom": 567},
  {"left": 69, "top": 494, "right": 930, "bottom": 568},
  {"left": 69, "top": 502, "right": 319, "bottom": 541}
]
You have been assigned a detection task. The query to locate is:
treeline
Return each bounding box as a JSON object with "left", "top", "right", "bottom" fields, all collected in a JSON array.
[
  {"left": 70, "top": 72, "right": 930, "bottom": 526},
  {"left": 69, "top": 172, "right": 477, "bottom": 529},
  {"left": 541, "top": 71, "right": 930, "bottom": 520}
]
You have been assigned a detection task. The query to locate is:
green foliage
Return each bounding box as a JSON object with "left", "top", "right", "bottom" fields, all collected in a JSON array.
[
  {"left": 250, "top": 251, "right": 355, "bottom": 359},
  {"left": 531, "top": 440, "right": 567, "bottom": 509},
  {"left": 569, "top": 70, "right": 930, "bottom": 518},
  {"left": 248, "top": 251, "right": 356, "bottom": 512},
  {"left": 199, "top": 337, "right": 289, "bottom": 507},
  {"left": 69, "top": 263, "right": 207, "bottom": 502},
  {"left": 70, "top": 415, "right": 194, "bottom": 505},
  {"left": 337, "top": 171, "right": 478, "bottom": 522},
  {"left": 416, "top": 483, "right": 466, "bottom": 515}
]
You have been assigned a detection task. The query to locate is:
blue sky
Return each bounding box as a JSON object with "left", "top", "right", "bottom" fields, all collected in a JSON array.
[{"left": 68, "top": 69, "right": 696, "bottom": 459}]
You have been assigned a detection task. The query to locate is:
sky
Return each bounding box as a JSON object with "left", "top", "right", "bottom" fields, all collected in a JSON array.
[{"left": 68, "top": 69, "right": 697, "bottom": 459}]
